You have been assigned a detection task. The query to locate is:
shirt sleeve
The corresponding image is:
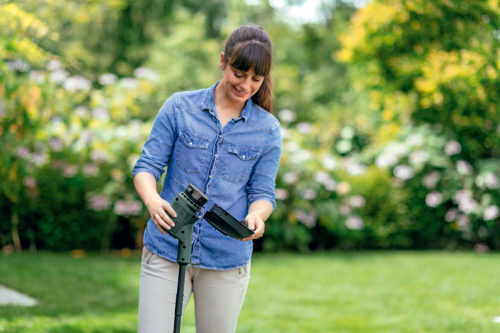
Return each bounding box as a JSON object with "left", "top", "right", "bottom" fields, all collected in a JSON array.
[
  {"left": 132, "top": 94, "right": 177, "bottom": 182},
  {"left": 247, "top": 122, "right": 282, "bottom": 211}
]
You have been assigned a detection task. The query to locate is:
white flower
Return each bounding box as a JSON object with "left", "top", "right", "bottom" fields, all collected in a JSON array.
[
  {"left": 325, "top": 179, "right": 337, "bottom": 191},
  {"left": 294, "top": 209, "right": 317, "bottom": 228},
  {"left": 98, "top": 73, "right": 118, "bottom": 85},
  {"left": 83, "top": 163, "right": 99, "bottom": 177},
  {"left": 346, "top": 162, "right": 367, "bottom": 176},
  {"left": 409, "top": 151, "right": 429, "bottom": 165},
  {"left": 300, "top": 189, "right": 317, "bottom": 200},
  {"left": 340, "top": 127, "right": 355, "bottom": 139},
  {"left": 49, "top": 137, "right": 64, "bottom": 152},
  {"left": 394, "top": 164, "right": 415, "bottom": 180},
  {"left": 49, "top": 69, "right": 70, "bottom": 84},
  {"left": 456, "top": 214, "right": 471, "bottom": 231},
  {"left": 47, "top": 60, "right": 62, "bottom": 71},
  {"left": 63, "top": 164, "right": 78, "bottom": 178},
  {"left": 297, "top": 122, "right": 313, "bottom": 134},
  {"left": 23, "top": 176, "right": 37, "bottom": 188},
  {"left": 376, "top": 152, "right": 398, "bottom": 168},
  {"left": 282, "top": 172, "right": 298, "bottom": 184},
  {"left": 119, "top": 77, "right": 139, "bottom": 89},
  {"left": 456, "top": 160, "right": 473, "bottom": 175},
  {"left": 349, "top": 195, "right": 366, "bottom": 208},
  {"left": 445, "top": 208, "right": 458, "bottom": 222},
  {"left": 323, "top": 156, "right": 338, "bottom": 170},
  {"left": 445, "top": 140, "right": 461, "bottom": 155},
  {"left": 345, "top": 215, "right": 364, "bottom": 230},
  {"left": 453, "top": 189, "right": 472, "bottom": 204},
  {"left": 296, "top": 150, "right": 311, "bottom": 163},
  {"left": 405, "top": 133, "right": 424, "bottom": 146},
  {"left": 458, "top": 198, "right": 478, "bottom": 214},
  {"left": 75, "top": 106, "right": 90, "bottom": 118},
  {"left": 339, "top": 204, "right": 351, "bottom": 216},
  {"left": 422, "top": 171, "right": 441, "bottom": 189},
  {"left": 274, "top": 188, "right": 289, "bottom": 200},
  {"left": 7, "top": 59, "right": 30, "bottom": 72},
  {"left": 29, "top": 71, "right": 45, "bottom": 83},
  {"left": 278, "top": 109, "right": 297, "bottom": 122},
  {"left": 280, "top": 127, "right": 289, "bottom": 138},
  {"left": 92, "top": 107, "right": 109, "bottom": 122},
  {"left": 478, "top": 173, "right": 500, "bottom": 189},
  {"left": 314, "top": 171, "right": 330, "bottom": 183},
  {"left": 425, "top": 192, "right": 442, "bottom": 207},
  {"left": 386, "top": 142, "right": 410, "bottom": 157},
  {"left": 90, "top": 150, "right": 107, "bottom": 162},
  {"left": 336, "top": 140, "right": 352, "bottom": 153},
  {"left": 134, "top": 67, "right": 159, "bottom": 82},
  {"left": 64, "top": 75, "right": 92, "bottom": 91},
  {"left": 285, "top": 142, "right": 300, "bottom": 153},
  {"left": 88, "top": 195, "right": 111, "bottom": 211},
  {"left": 483, "top": 205, "right": 499, "bottom": 221},
  {"left": 473, "top": 242, "right": 489, "bottom": 253},
  {"left": 16, "top": 146, "right": 30, "bottom": 159},
  {"left": 32, "top": 152, "right": 47, "bottom": 167},
  {"left": 485, "top": 173, "right": 500, "bottom": 189},
  {"left": 114, "top": 200, "right": 143, "bottom": 216}
]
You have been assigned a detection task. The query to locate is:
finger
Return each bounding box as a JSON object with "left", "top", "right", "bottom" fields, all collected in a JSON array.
[
  {"left": 158, "top": 209, "right": 175, "bottom": 228},
  {"left": 153, "top": 218, "right": 167, "bottom": 235},
  {"left": 253, "top": 219, "right": 265, "bottom": 235},
  {"left": 245, "top": 215, "right": 257, "bottom": 231},
  {"left": 154, "top": 213, "right": 172, "bottom": 231},
  {"left": 162, "top": 201, "right": 177, "bottom": 219}
]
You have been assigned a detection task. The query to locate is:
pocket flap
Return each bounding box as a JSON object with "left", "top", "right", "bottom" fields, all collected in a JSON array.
[
  {"left": 179, "top": 131, "right": 209, "bottom": 149},
  {"left": 228, "top": 145, "right": 261, "bottom": 160}
]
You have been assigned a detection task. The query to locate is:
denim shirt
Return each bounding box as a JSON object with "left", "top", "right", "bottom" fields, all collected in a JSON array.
[{"left": 132, "top": 81, "right": 282, "bottom": 270}]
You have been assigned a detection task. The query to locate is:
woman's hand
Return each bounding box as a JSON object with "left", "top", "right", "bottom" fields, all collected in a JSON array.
[
  {"left": 146, "top": 196, "right": 177, "bottom": 235},
  {"left": 239, "top": 211, "right": 265, "bottom": 241}
]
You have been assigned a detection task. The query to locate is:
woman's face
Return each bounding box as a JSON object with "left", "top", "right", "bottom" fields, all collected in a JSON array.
[{"left": 219, "top": 56, "right": 264, "bottom": 105}]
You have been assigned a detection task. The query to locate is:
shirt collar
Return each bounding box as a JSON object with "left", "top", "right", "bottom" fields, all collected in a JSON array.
[{"left": 201, "top": 81, "right": 252, "bottom": 122}]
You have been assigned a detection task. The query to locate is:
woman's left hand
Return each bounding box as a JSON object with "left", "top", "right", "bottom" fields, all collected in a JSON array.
[{"left": 239, "top": 211, "right": 265, "bottom": 241}]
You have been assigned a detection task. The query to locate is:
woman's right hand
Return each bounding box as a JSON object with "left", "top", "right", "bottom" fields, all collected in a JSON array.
[{"left": 146, "top": 196, "right": 177, "bottom": 235}]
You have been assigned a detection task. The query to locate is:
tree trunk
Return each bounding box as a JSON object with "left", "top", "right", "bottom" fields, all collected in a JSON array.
[{"left": 11, "top": 213, "right": 22, "bottom": 252}]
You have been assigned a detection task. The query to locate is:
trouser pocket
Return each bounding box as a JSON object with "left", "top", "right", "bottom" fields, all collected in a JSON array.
[{"left": 142, "top": 246, "right": 154, "bottom": 265}]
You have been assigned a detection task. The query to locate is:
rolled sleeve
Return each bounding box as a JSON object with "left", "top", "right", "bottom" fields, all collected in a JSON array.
[
  {"left": 247, "top": 123, "right": 282, "bottom": 211},
  {"left": 132, "top": 94, "right": 177, "bottom": 182}
]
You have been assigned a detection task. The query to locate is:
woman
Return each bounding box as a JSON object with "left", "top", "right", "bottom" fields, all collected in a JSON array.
[{"left": 133, "top": 25, "right": 282, "bottom": 333}]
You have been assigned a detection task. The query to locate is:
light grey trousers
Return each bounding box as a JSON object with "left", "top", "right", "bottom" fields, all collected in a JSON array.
[{"left": 138, "top": 246, "right": 251, "bottom": 333}]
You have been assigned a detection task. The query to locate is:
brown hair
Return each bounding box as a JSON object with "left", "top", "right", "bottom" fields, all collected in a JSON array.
[{"left": 223, "top": 25, "right": 274, "bottom": 113}]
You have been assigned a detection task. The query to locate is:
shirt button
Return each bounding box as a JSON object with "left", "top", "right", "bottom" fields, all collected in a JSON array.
[
  {"left": 209, "top": 175, "right": 212, "bottom": 178},
  {"left": 220, "top": 135, "right": 223, "bottom": 138},
  {"left": 215, "top": 154, "right": 218, "bottom": 157}
]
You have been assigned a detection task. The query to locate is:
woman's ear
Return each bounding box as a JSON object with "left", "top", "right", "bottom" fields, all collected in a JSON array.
[{"left": 219, "top": 52, "right": 225, "bottom": 70}]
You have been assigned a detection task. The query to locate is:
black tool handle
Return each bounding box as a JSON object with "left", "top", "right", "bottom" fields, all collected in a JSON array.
[{"left": 173, "top": 263, "right": 187, "bottom": 333}]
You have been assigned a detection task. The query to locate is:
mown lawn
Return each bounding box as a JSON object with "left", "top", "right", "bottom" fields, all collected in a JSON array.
[{"left": 1, "top": 251, "right": 500, "bottom": 332}]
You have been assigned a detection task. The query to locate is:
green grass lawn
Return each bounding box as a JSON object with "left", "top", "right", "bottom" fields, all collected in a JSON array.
[{"left": 1, "top": 251, "right": 500, "bottom": 332}]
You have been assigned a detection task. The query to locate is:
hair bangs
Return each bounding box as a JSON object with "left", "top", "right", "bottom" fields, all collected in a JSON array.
[{"left": 228, "top": 40, "right": 271, "bottom": 78}]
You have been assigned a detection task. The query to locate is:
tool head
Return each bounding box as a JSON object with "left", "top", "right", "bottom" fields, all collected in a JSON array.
[{"left": 203, "top": 203, "right": 255, "bottom": 239}]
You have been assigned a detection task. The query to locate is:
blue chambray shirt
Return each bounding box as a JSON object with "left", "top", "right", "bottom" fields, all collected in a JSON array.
[{"left": 132, "top": 81, "right": 282, "bottom": 270}]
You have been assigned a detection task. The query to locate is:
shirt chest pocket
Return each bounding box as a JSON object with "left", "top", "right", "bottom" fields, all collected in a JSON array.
[
  {"left": 175, "top": 131, "right": 210, "bottom": 174},
  {"left": 222, "top": 144, "right": 262, "bottom": 183}
]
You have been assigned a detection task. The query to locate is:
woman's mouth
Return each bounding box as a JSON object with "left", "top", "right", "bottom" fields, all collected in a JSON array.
[{"left": 233, "top": 86, "right": 248, "bottom": 97}]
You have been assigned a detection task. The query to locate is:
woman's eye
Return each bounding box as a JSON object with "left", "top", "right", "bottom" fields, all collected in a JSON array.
[
  {"left": 253, "top": 78, "right": 262, "bottom": 82},
  {"left": 234, "top": 73, "right": 242, "bottom": 78}
]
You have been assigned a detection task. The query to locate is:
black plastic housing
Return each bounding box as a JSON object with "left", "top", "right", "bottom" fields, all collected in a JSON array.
[{"left": 203, "top": 203, "right": 255, "bottom": 239}]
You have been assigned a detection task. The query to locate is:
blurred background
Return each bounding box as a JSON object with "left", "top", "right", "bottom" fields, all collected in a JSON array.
[
  {"left": 1, "top": 0, "right": 500, "bottom": 331},
  {"left": 2, "top": 0, "right": 499, "bottom": 254}
]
